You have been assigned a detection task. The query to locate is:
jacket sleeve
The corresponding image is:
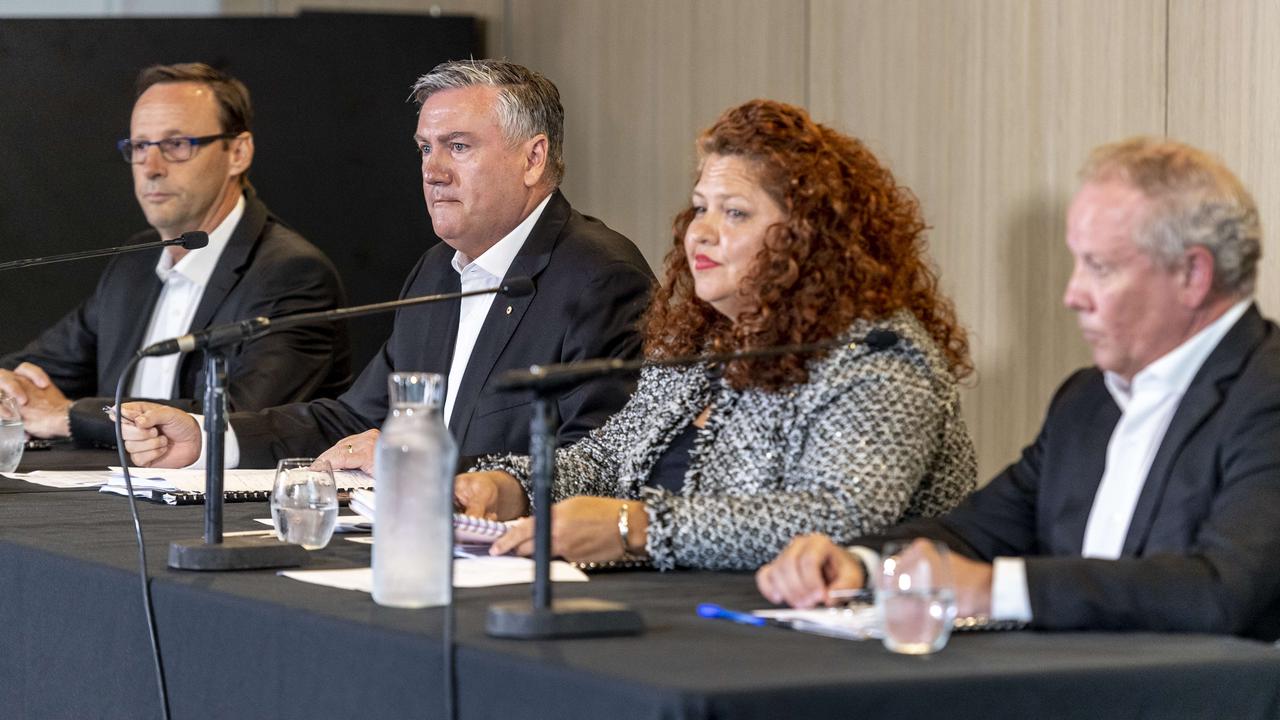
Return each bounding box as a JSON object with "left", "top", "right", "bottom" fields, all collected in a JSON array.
[
  {"left": 472, "top": 366, "right": 671, "bottom": 504},
  {"left": 1, "top": 261, "right": 117, "bottom": 401},
  {"left": 553, "top": 259, "right": 653, "bottom": 445}
]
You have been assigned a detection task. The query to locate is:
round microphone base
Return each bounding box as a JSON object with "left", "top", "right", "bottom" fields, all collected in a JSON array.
[
  {"left": 485, "top": 597, "right": 645, "bottom": 639},
  {"left": 167, "top": 536, "right": 308, "bottom": 571}
]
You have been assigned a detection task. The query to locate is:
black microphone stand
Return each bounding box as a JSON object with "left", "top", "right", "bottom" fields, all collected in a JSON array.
[
  {"left": 159, "top": 277, "right": 536, "bottom": 571},
  {"left": 167, "top": 349, "right": 307, "bottom": 570},
  {"left": 485, "top": 389, "right": 644, "bottom": 639}
]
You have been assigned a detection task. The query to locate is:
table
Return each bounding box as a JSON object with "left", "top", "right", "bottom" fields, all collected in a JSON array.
[{"left": 1, "top": 486, "right": 1278, "bottom": 720}]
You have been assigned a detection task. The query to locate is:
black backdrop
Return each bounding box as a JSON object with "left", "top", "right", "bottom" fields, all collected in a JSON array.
[{"left": 0, "top": 12, "right": 481, "bottom": 373}]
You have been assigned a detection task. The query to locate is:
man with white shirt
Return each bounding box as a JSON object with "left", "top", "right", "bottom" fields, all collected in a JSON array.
[
  {"left": 119, "top": 59, "right": 653, "bottom": 470},
  {"left": 0, "top": 63, "right": 350, "bottom": 446},
  {"left": 757, "top": 137, "right": 1280, "bottom": 639}
]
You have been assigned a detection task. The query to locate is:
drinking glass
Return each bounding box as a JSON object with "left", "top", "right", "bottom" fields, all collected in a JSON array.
[
  {"left": 270, "top": 458, "right": 339, "bottom": 550},
  {"left": 0, "top": 391, "right": 24, "bottom": 473},
  {"left": 876, "top": 539, "right": 958, "bottom": 654}
]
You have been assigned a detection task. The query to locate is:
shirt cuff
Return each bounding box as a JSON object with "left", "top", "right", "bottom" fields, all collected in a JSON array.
[
  {"left": 848, "top": 546, "right": 882, "bottom": 590},
  {"left": 187, "top": 414, "right": 241, "bottom": 470},
  {"left": 991, "top": 556, "right": 1033, "bottom": 622}
]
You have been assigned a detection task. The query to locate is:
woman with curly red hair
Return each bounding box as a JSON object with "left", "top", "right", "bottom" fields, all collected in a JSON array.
[{"left": 458, "top": 99, "right": 976, "bottom": 570}]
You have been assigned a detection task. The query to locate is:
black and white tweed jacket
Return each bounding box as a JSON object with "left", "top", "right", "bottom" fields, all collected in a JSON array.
[{"left": 476, "top": 311, "right": 976, "bottom": 571}]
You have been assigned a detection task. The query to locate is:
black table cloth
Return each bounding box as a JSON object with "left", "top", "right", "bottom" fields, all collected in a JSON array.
[{"left": 1, "top": 486, "right": 1278, "bottom": 719}]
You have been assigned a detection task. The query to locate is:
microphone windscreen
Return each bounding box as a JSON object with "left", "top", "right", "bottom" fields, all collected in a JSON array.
[
  {"left": 179, "top": 231, "right": 210, "bottom": 250},
  {"left": 501, "top": 276, "right": 535, "bottom": 297},
  {"left": 863, "top": 329, "right": 900, "bottom": 350}
]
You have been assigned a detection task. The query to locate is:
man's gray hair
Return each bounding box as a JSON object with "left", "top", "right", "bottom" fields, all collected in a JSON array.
[
  {"left": 1081, "top": 137, "right": 1262, "bottom": 297},
  {"left": 411, "top": 59, "right": 565, "bottom": 187}
]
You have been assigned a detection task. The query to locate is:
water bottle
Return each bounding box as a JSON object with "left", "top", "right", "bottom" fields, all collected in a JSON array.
[{"left": 372, "top": 372, "right": 458, "bottom": 608}]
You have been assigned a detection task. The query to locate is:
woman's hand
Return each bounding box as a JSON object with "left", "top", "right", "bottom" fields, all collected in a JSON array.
[
  {"left": 490, "top": 497, "right": 648, "bottom": 563},
  {"left": 454, "top": 470, "right": 529, "bottom": 520}
]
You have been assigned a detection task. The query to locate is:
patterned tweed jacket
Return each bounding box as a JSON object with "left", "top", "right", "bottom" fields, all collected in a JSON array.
[{"left": 477, "top": 311, "right": 976, "bottom": 571}]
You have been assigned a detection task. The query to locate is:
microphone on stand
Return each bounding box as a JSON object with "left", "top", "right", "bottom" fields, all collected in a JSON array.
[
  {"left": 0, "top": 231, "right": 208, "bottom": 272},
  {"left": 139, "top": 276, "right": 535, "bottom": 358},
  {"left": 162, "top": 276, "right": 536, "bottom": 572},
  {"left": 497, "top": 328, "right": 900, "bottom": 394},
  {"left": 485, "top": 327, "right": 900, "bottom": 640}
]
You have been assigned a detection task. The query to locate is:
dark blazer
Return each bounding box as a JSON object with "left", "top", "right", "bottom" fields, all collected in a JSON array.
[
  {"left": 866, "top": 304, "right": 1280, "bottom": 640},
  {"left": 1, "top": 193, "right": 353, "bottom": 444},
  {"left": 230, "top": 190, "right": 655, "bottom": 466}
]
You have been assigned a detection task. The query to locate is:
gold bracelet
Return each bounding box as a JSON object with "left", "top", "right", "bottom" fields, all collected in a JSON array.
[{"left": 617, "top": 502, "right": 630, "bottom": 554}]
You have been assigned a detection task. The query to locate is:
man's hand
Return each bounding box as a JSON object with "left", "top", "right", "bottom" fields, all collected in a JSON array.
[
  {"left": 947, "top": 550, "right": 994, "bottom": 617},
  {"left": 315, "top": 429, "right": 379, "bottom": 474},
  {"left": 0, "top": 364, "right": 71, "bottom": 438},
  {"left": 118, "top": 402, "right": 202, "bottom": 468},
  {"left": 488, "top": 496, "right": 646, "bottom": 563},
  {"left": 756, "top": 534, "right": 866, "bottom": 608}
]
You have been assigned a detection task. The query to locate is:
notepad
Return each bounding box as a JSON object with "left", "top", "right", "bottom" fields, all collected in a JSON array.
[
  {"left": 347, "top": 488, "right": 512, "bottom": 545},
  {"left": 98, "top": 467, "right": 373, "bottom": 505}
]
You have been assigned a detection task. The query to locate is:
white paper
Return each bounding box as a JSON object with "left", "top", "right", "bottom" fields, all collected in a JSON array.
[
  {"left": 255, "top": 515, "right": 371, "bottom": 533},
  {"left": 5, "top": 471, "right": 113, "bottom": 488},
  {"left": 103, "top": 467, "right": 372, "bottom": 493},
  {"left": 754, "top": 605, "right": 882, "bottom": 640},
  {"left": 280, "top": 557, "right": 589, "bottom": 592}
]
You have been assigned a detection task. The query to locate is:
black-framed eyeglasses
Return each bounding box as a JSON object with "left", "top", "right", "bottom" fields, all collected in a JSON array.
[{"left": 116, "top": 132, "right": 239, "bottom": 164}]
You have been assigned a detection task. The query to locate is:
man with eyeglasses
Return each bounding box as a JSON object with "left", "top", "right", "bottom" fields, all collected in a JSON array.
[{"left": 0, "top": 63, "right": 352, "bottom": 446}]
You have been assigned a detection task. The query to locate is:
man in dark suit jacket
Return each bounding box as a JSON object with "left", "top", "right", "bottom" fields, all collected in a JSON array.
[
  {"left": 120, "top": 60, "right": 653, "bottom": 470},
  {"left": 757, "top": 137, "right": 1280, "bottom": 640},
  {"left": 0, "top": 63, "right": 351, "bottom": 446}
]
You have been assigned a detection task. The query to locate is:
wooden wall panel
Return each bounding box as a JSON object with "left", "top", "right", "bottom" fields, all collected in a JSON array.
[
  {"left": 809, "top": 0, "right": 1166, "bottom": 480},
  {"left": 1168, "top": 0, "right": 1280, "bottom": 316},
  {"left": 507, "top": 0, "right": 807, "bottom": 270}
]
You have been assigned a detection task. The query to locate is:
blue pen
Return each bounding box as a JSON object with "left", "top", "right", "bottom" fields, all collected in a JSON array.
[{"left": 696, "top": 603, "right": 768, "bottom": 627}]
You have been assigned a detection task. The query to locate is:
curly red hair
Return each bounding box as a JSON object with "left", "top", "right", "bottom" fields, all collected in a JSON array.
[{"left": 643, "top": 99, "right": 971, "bottom": 390}]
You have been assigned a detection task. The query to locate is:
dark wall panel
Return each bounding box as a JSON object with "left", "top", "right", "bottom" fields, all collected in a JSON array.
[{"left": 0, "top": 12, "right": 481, "bottom": 373}]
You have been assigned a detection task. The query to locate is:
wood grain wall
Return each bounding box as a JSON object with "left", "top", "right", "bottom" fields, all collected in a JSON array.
[{"left": 228, "top": 0, "right": 1279, "bottom": 482}]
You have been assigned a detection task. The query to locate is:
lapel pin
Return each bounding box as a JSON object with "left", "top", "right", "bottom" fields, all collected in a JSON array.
[{"left": 506, "top": 305, "right": 513, "bottom": 315}]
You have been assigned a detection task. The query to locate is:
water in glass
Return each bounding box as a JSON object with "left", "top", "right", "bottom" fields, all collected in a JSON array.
[
  {"left": 0, "top": 392, "right": 24, "bottom": 473},
  {"left": 877, "top": 540, "right": 958, "bottom": 654},
  {"left": 271, "top": 458, "right": 339, "bottom": 550}
]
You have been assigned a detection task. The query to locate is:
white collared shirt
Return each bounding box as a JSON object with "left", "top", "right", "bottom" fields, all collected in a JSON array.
[
  {"left": 990, "top": 299, "right": 1252, "bottom": 621},
  {"left": 129, "top": 194, "right": 245, "bottom": 399},
  {"left": 443, "top": 193, "right": 550, "bottom": 424}
]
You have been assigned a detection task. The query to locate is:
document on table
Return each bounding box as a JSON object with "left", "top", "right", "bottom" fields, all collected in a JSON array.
[
  {"left": 280, "top": 557, "right": 589, "bottom": 592},
  {"left": 4, "top": 471, "right": 115, "bottom": 489},
  {"left": 754, "top": 605, "right": 882, "bottom": 640},
  {"left": 255, "top": 516, "right": 371, "bottom": 534},
  {"left": 101, "top": 467, "right": 372, "bottom": 493}
]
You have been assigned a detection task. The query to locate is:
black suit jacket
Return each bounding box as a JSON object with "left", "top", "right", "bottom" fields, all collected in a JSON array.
[
  {"left": 230, "top": 190, "right": 654, "bottom": 466},
  {"left": 1, "top": 193, "right": 353, "bottom": 444},
  {"left": 866, "top": 305, "right": 1280, "bottom": 639}
]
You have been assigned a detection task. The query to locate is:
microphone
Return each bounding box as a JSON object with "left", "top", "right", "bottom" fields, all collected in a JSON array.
[
  {"left": 138, "top": 275, "right": 536, "bottom": 357},
  {"left": 0, "top": 231, "right": 209, "bottom": 272},
  {"left": 497, "top": 328, "right": 900, "bottom": 394}
]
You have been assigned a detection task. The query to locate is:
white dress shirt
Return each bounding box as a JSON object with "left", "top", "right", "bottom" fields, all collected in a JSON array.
[
  {"left": 990, "top": 299, "right": 1252, "bottom": 621},
  {"left": 129, "top": 195, "right": 244, "bottom": 399},
  {"left": 443, "top": 193, "right": 550, "bottom": 424},
  {"left": 189, "top": 193, "right": 552, "bottom": 470}
]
